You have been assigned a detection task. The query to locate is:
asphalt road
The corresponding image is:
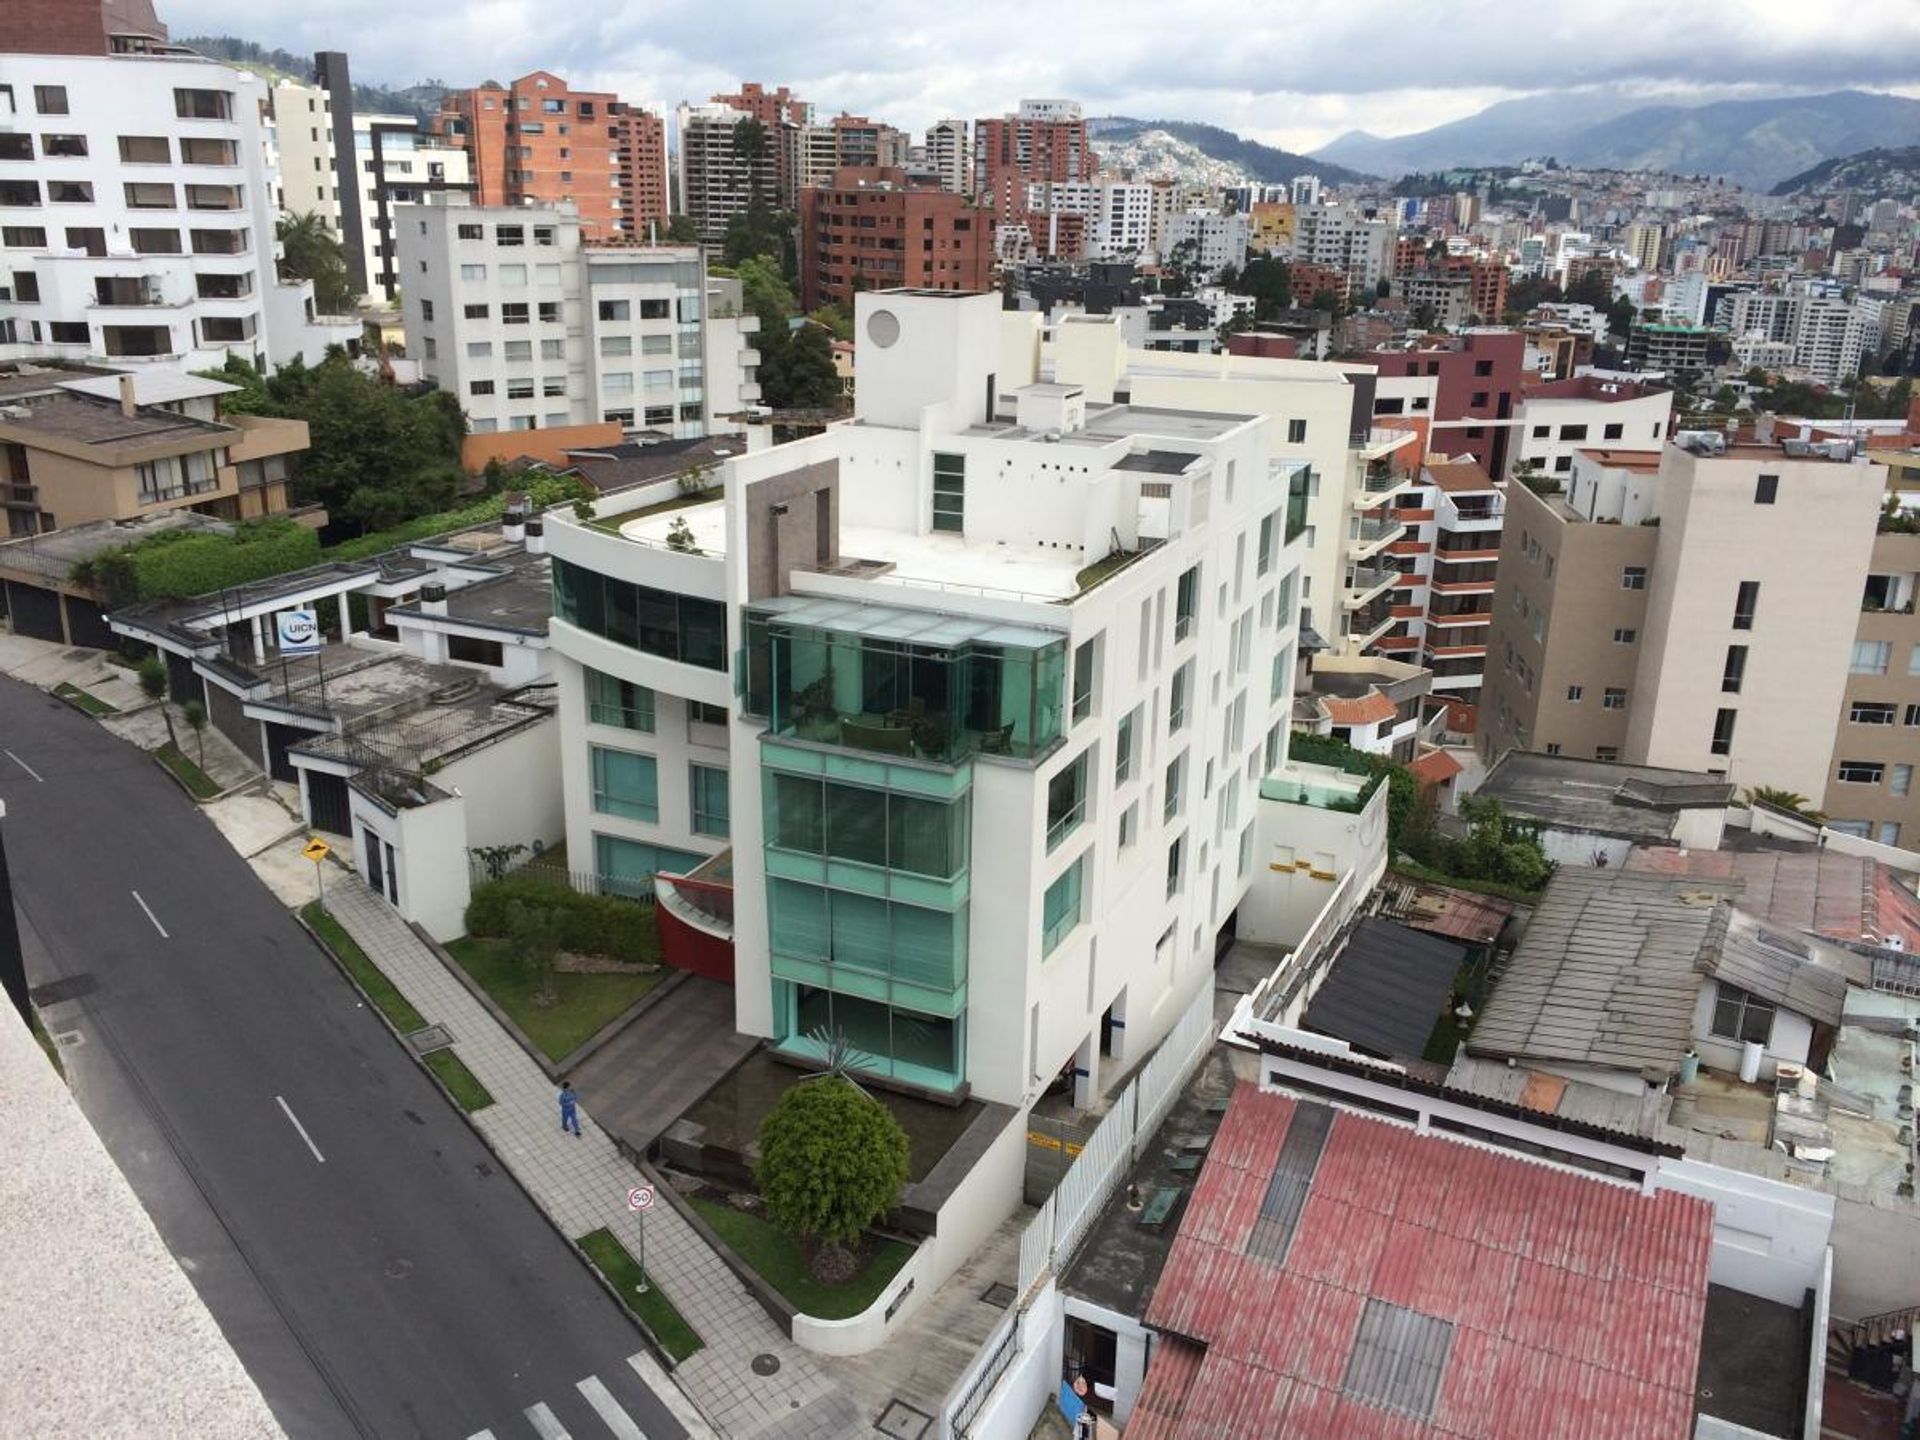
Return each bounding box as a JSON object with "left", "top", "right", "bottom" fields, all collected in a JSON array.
[{"left": 2, "top": 676, "right": 684, "bottom": 1440}]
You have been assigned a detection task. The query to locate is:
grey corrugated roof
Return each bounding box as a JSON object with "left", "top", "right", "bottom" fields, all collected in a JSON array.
[
  {"left": 1303, "top": 918, "right": 1467, "bottom": 1060},
  {"left": 1708, "top": 910, "right": 1855, "bottom": 1027},
  {"left": 1467, "top": 868, "right": 1734, "bottom": 1080}
]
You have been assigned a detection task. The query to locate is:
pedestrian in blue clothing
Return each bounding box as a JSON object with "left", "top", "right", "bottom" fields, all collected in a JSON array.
[{"left": 558, "top": 1080, "right": 581, "bottom": 1137}]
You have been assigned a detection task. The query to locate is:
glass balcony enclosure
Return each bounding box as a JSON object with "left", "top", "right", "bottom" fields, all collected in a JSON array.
[{"left": 745, "top": 596, "right": 1066, "bottom": 765}]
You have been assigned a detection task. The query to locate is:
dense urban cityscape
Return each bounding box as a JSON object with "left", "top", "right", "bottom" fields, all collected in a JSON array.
[{"left": 5, "top": 2, "right": 1920, "bottom": 1438}]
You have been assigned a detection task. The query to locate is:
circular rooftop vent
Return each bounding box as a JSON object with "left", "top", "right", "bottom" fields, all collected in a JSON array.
[{"left": 866, "top": 308, "right": 900, "bottom": 348}]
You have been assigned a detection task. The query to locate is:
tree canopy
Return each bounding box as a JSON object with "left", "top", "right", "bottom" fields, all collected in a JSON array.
[
  {"left": 276, "top": 212, "right": 356, "bottom": 314},
  {"left": 756, "top": 1076, "right": 909, "bottom": 1248},
  {"left": 1227, "top": 256, "right": 1293, "bottom": 321},
  {"left": 203, "top": 353, "right": 466, "bottom": 539}
]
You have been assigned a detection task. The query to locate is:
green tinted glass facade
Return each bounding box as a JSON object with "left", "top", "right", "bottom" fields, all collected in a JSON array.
[
  {"left": 762, "top": 739, "right": 972, "bottom": 1091},
  {"left": 552, "top": 556, "right": 726, "bottom": 671},
  {"left": 744, "top": 600, "right": 1065, "bottom": 765}
]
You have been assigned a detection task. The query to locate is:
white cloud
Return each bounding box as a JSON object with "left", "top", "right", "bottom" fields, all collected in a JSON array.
[{"left": 157, "top": 0, "right": 1920, "bottom": 153}]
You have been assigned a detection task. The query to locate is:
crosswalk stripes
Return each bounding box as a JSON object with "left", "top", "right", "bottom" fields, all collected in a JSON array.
[
  {"left": 577, "top": 1376, "right": 649, "bottom": 1440},
  {"left": 463, "top": 1357, "right": 664, "bottom": 1440}
]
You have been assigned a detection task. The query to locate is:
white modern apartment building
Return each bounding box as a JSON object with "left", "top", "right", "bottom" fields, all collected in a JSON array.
[
  {"left": 543, "top": 289, "right": 1345, "bottom": 1112},
  {"left": 1508, "top": 375, "right": 1674, "bottom": 483},
  {"left": 1162, "top": 211, "right": 1248, "bottom": 278},
  {"left": 1290, "top": 204, "right": 1396, "bottom": 294},
  {"left": 0, "top": 47, "right": 344, "bottom": 372},
  {"left": 397, "top": 197, "right": 758, "bottom": 438}
]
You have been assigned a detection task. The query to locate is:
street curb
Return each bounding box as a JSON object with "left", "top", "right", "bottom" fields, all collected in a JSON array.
[
  {"left": 293, "top": 907, "right": 721, "bottom": 1432},
  {"left": 410, "top": 922, "right": 563, "bottom": 1079},
  {"left": 649, "top": 1163, "right": 800, "bottom": 1337}
]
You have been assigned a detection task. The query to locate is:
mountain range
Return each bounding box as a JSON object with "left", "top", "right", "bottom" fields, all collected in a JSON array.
[
  {"left": 1771, "top": 146, "right": 1920, "bottom": 199},
  {"left": 1311, "top": 89, "right": 1920, "bottom": 191}
]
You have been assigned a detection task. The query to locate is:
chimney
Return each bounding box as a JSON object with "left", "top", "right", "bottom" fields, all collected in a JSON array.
[
  {"left": 523, "top": 516, "right": 545, "bottom": 554},
  {"left": 420, "top": 580, "right": 448, "bottom": 616},
  {"left": 118, "top": 374, "right": 137, "bottom": 418},
  {"left": 502, "top": 495, "right": 528, "bottom": 544}
]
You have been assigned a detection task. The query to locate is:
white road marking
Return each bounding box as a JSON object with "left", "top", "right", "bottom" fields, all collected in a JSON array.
[
  {"left": 130, "top": 890, "right": 169, "bottom": 939},
  {"left": 6, "top": 749, "right": 42, "bottom": 782},
  {"left": 275, "top": 1095, "right": 325, "bottom": 1164},
  {"left": 627, "top": 1354, "right": 710, "bottom": 1437},
  {"left": 463, "top": 1432, "right": 495, "bottom": 1440},
  {"left": 577, "top": 1376, "right": 648, "bottom": 1439},
  {"left": 523, "top": 1402, "right": 571, "bottom": 1439}
]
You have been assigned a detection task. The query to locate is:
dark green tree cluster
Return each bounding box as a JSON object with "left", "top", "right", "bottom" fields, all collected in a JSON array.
[
  {"left": 205, "top": 353, "right": 466, "bottom": 539},
  {"left": 1225, "top": 257, "right": 1293, "bottom": 320},
  {"left": 714, "top": 255, "right": 841, "bottom": 412}
]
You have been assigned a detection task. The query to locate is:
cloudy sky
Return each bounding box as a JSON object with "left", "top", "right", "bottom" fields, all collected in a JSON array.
[{"left": 157, "top": 0, "right": 1920, "bottom": 153}]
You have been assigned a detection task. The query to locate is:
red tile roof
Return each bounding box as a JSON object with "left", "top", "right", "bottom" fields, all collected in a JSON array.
[
  {"left": 1323, "top": 691, "right": 1399, "bottom": 727},
  {"left": 1130, "top": 1085, "right": 1713, "bottom": 1440},
  {"left": 1410, "top": 749, "right": 1464, "bottom": 788}
]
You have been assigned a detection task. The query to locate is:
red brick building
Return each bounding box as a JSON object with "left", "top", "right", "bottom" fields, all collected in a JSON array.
[
  {"left": 798, "top": 168, "right": 994, "bottom": 311},
  {"left": 1370, "top": 330, "right": 1526, "bottom": 479},
  {"left": 1437, "top": 254, "right": 1511, "bottom": 322},
  {"left": 1289, "top": 261, "right": 1351, "bottom": 309},
  {"left": 431, "top": 73, "right": 668, "bottom": 239},
  {"left": 0, "top": 0, "right": 167, "bottom": 54},
  {"left": 973, "top": 106, "right": 1095, "bottom": 220}
]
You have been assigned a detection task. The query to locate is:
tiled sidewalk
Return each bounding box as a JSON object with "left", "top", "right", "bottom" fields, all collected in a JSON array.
[{"left": 324, "top": 879, "right": 864, "bottom": 1440}]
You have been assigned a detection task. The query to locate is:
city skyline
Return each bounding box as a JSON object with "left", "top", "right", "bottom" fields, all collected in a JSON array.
[{"left": 156, "top": 0, "right": 1920, "bottom": 155}]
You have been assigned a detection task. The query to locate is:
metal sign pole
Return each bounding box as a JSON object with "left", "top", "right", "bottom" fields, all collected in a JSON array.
[{"left": 636, "top": 1210, "right": 649, "bottom": 1294}]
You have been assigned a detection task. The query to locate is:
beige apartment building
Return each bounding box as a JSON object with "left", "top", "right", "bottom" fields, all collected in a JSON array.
[
  {"left": 1824, "top": 530, "right": 1920, "bottom": 845},
  {"left": 1485, "top": 440, "right": 1887, "bottom": 808}
]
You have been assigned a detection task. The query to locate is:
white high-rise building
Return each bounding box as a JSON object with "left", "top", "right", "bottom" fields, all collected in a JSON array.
[
  {"left": 1163, "top": 211, "right": 1249, "bottom": 277},
  {"left": 924, "top": 119, "right": 968, "bottom": 194},
  {"left": 0, "top": 47, "right": 350, "bottom": 372},
  {"left": 397, "top": 196, "right": 758, "bottom": 439},
  {"left": 1291, "top": 204, "right": 1396, "bottom": 293},
  {"left": 1290, "top": 174, "right": 1321, "bottom": 208}
]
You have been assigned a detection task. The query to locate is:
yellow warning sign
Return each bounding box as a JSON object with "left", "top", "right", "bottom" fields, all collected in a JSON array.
[{"left": 302, "top": 837, "right": 331, "bottom": 863}]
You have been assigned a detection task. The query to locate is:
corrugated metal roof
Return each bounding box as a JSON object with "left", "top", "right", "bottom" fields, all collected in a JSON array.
[
  {"left": 1128, "top": 1084, "right": 1713, "bottom": 1440},
  {"left": 1303, "top": 918, "right": 1468, "bottom": 1060},
  {"left": 1467, "top": 868, "right": 1732, "bottom": 1080},
  {"left": 1708, "top": 908, "right": 1853, "bottom": 1026}
]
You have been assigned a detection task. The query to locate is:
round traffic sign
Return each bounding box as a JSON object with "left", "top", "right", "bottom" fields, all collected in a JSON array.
[{"left": 627, "top": 1184, "right": 655, "bottom": 1211}]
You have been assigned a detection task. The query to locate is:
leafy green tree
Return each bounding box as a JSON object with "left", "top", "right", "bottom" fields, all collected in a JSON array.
[
  {"left": 756, "top": 1075, "right": 909, "bottom": 1254},
  {"left": 202, "top": 352, "right": 466, "bottom": 539},
  {"left": 276, "top": 212, "right": 356, "bottom": 314},
  {"left": 137, "top": 655, "right": 178, "bottom": 750},
  {"left": 1447, "top": 798, "right": 1551, "bottom": 893},
  {"left": 664, "top": 214, "right": 699, "bottom": 244},
  {"left": 764, "top": 323, "right": 842, "bottom": 410},
  {"left": 808, "top": 303, "right": 854, "bottom": 341},
  {"left": 1309, "top": 288, "right": 1343, "bottom": 317},
  {"left": 1229, "top": 256, "right": 1293, "bottom": 320},
  {"left": 182, "top": 698, "right": 208, "bottom": 769},
  {"left": 1606, "top": 294, "right": 1638, "bottom": 341}
]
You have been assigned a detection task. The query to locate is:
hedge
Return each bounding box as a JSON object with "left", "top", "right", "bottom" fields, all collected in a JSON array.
[
  {"left": 323, "top": 474, "right": 593, "bottom": 563},
  {"left": 464, "top": 874, "right": 657, "bottom": 965},
  {"left": 100, "top": 518, "right": 322, "bottom": 601}
]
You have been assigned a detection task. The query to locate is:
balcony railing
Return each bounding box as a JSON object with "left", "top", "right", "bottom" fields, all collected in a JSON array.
[{"left": 1351, "top": 515, "right": 1406, "bottom": 547}]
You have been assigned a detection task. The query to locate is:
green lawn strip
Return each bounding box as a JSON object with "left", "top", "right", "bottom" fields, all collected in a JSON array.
[
  {"left": 423, "top": 1048, "right": 494, "bottom": 1111},
  {"left": 443, "top": 935, "right": 660, "bottom": 1062},
  {"left": 301, "top": 901, "right": 429, "bottom": 1033},
  {"left": 53, "top": 682, "right": 117, "bottom": 716},
  {"left": 154, "top": 742, "right": 219, "bottom": 798},
  {"left": 687, "top": 1196, "right": 913, "bottom": 1320},
  {"left": 576, "top": 1227, "right": 703, "bottom": 1362}
]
